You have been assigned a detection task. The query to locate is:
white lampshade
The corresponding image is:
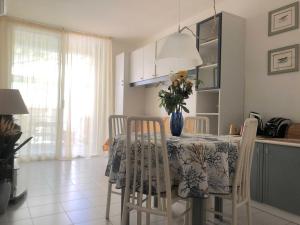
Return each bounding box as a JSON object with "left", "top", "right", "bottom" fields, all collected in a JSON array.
[
  {"left": 156, "top": 32, "right": 203, "bottom": 73},
  {"left": 0, "top": 89, "right": 29, "bottom": 115}
]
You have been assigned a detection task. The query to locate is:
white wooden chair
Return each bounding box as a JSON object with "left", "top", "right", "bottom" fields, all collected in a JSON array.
[
  {"left": 208, "top": 118, "right": 258, "bottom": 225},
  {"left": 184, "top": 116, "right": 210, "bottom": 134},
  {"left": 106, "top": 115, "right": 127, "bottom": 220},
  {"left": 121, "top": 116, "right": 190, "bottom": 225}
]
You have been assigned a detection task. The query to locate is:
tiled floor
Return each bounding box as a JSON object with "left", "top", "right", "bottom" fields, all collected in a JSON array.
[{"left": 1, "top": 155, "right": 298, "bottom": 225}]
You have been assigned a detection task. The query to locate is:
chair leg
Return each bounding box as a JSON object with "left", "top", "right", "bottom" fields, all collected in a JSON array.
[
  {"left": 121, "top": 205, "right": 129, "bottom": 225},
  {"left": 106, "top": 182, "right": 112, "bottom": 220},
  {"left": 185, "top": 199, "right": 191, "bottom": 225},
  {"left": 232, "top": 203, "right": 238, "bottom": 225},
  {"left": 146, "top": 212, "right": 150, "bottom": 225},
  {"left": 246, "top": 201, "right": 252, "bottom": 225},
  {"left": 184, "top": 200, "right": 189, "bottom": 225},
  {"left": 137, "top": 211, "right": 142, "bottom": 225},
  {"left": 167, "top": 216, "right": 173, "bottom": 225}
]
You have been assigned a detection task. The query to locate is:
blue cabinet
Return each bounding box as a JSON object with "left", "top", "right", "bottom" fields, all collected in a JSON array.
[
  {"left": 250, "top": 143, "right": 263, "bottom": 202},
  {"left": 251, "top": 143, "right": 300, "bottom": 216}
]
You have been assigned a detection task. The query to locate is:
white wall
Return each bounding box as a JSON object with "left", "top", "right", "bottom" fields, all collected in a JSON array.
[
  {"left": 244, "top": 2, "right": 300, "bottom": 122},
  {"left": 136, "top": 0, "right": 300, "bottom": 122},
  {"left": 112, "top": 38, "right": 146, "bottom": 115}
]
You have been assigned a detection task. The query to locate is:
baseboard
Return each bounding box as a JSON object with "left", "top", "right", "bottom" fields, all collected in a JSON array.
[{"left": 252, "top": 201, "right": 300, "bottom": 225}]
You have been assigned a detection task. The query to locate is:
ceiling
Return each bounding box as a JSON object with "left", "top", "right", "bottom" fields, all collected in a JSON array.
[{"left": 7, "top": 0, "right": 218, "bottom": 41}]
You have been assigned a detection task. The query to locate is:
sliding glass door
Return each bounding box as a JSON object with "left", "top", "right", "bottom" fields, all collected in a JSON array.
[
  {"left": 11, "top": 25, "right": 62, "bottom": 160},
  {"left": 8, "top": 23, "right": 113, "bottom": 161}
]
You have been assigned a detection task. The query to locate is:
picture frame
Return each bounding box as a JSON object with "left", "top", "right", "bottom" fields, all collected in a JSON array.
[
  {"left": 268, "top": 2, "right": 299, "bottom": 36},
  {"left": 268, "top": 44, "right": 299, "bottom": 75}
]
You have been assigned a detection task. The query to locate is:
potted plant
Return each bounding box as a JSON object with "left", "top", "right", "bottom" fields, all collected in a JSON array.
[
  {"left": 0, "top": 117, "right": 31, "bottom": 213},
  {"left": 158, "top": 71, "right": 193, "bottom": 136}
]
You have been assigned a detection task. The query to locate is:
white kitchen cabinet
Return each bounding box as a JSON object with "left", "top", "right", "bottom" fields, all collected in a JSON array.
[
  {"left": 115, "top": 53, "right": 125, "bottom": 115},
  {"left": 115, "top": 52, "right": 145, "bottom": 115},
  {"left": 142, "top": 42, "right": 156, "bottom": 80},
  {"left": 130, "top": 47, "right": 143, "bottom": 83}
]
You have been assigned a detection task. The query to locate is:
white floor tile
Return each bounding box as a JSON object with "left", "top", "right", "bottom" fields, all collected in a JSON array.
[
  {"left": 32, "top": 213, "right": 72, "bottom": 225},
  {"left": 29, "top": 203, "right": 64, "bottom": 218},
  {"left": 6, "top": 208, "right": 31, "bottom": 222},
  {"left": 74, "top": 218, "right": 113, "bottom": 225},
  {"left": 67, "top": 206, "right": 110, "bottom": 224},
  {"left": 0, "top": 156, "right": 293, "bottom": 225},
  {"left": 252, "top": 211, "right": 291, "bottom": 225},
  {"left": 27, "top": 195, "right": 60, "bottom": 207},
  {"left": 62, "top": 198, "right": 93, "bottom": 211},
  {"left": 0, "top": 218, "right": 33, "bottom": 225},
  {"left": 57, "top": 191, "right": 86, "bottom": 202}
]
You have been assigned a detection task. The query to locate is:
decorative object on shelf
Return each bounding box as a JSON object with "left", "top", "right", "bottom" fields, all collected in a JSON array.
[
  {"left": 0, "top": 89, "right": 31, "bottom": 205},
  {"left": 249, "top": 112, "right": 264, "bottom": 135},
  {"left": 268, "top": 44, "right": 299, "bottom": 75},
  {"left": 158, "top": 71, "right": 193, "bottom": 136},
  {"left": 268, "top": 2, "right": 299, "bottom": 36},
  {"left": 229, "top": 124, "right": 239, "bottom": 135}
]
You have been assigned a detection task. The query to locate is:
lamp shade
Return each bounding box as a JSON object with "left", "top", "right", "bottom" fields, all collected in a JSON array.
[
  {"left": 0, "top": 89, "right": 29, "bottom": 115},
  {"left": 156, "top": 32, "right": 203, "bottom": 73}
]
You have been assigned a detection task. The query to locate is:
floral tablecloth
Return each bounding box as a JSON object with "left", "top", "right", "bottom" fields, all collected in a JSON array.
[{"left": 105, "top": 134, "right": 239, "bottom": 198}]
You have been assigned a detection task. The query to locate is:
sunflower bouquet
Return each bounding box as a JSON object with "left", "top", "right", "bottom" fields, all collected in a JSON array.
[{"left": 159, "top": 70, "right": 193, "bottom": 115}]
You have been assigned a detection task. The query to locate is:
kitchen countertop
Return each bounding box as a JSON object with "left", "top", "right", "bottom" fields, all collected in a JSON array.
[
  {"left": 256, "top": 137, "right": 300, "bottom": 148},
  {"left": 226, "top": 135, "right": 300, "bottom": 148}
]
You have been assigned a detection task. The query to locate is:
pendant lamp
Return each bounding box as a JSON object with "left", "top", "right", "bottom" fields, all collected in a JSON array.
[{"left": 155, "top": 0, "right": 205, "bottom": 72}]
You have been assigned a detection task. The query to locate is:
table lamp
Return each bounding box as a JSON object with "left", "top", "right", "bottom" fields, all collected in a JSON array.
[{"left": 0, "top": 89, "right": 28, "bottom": 121}]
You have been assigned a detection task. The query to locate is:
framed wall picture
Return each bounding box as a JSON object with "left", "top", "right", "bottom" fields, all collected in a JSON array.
[
  {"left": 268, "top": 2, "right": 299, "bottom": 36},
  {"left": 268, "top": 44, "right": 299, "bottom": 75}
]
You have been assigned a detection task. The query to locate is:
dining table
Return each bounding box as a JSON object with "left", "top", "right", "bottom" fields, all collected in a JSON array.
[{"left": 105, "top": 133, "right": 240, "bottom": 225}]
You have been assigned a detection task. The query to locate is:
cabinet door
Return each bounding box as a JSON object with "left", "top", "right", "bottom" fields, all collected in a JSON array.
[
  {"left": 250, "top": 143, "right": 263, "bottom": 202},
  {"left": 263, "top": 144, "right": 300, "bottom": 216},
  {"left": 143, "top": 42, "right": 156, "bottom": 80},
  {"left": 130, "top": 48, "right": 143, "bottom": 83},
  {"left": 156, "top": 36, "right": 170, "bottom": 77},
  {"left": 196, "top": 15, "right": 221, "bottom": 90},
  {"left": 115, "top": 53, "right": 125, "bottom": 114}
]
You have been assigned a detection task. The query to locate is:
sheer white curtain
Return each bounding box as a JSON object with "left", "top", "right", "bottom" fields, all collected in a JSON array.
[
  {"left": 61, "top": 33, "right": 113, "bottom": 159},
  {"left": 10, "top": 24, "right": 62, "bottom": 161},
  {"left": 0, "top": 18, "right": 113, "bottom": 161},
  {"left": 0, "top": 18, "right": 11, "bottom": 89}
]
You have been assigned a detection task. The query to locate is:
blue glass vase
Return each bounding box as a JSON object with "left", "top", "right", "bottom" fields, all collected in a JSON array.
[{"left": 170, "top": 111, "right": 184, "bottom": 136}]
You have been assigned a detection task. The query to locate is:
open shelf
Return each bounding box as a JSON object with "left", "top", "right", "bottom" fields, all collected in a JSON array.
[
  {"left": 197, "top": 88, "right": 220, "bottom": 93},
  {"left": 196, "top": 91, "right": 219, "bottom": 114},
  {"left": 200, "top": 114, "right": 219, "bottom": 135},
  {"left": 199, "top": 38, "right": 218, "bottom": 47},
  {"left": 198, "top": 63, "right": 218, "bottom": 70},
  {"left": 196, "top": 113, "right": 219, "bottom": 116}
]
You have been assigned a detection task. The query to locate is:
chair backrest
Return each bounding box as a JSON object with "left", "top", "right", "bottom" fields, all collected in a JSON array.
[
  {"left": 162, "top": 116, "right": 170, "bottom": 134},
  {"left": 108, "top": 115, "right": 127, "bottom": 149},
  {"left": 184, "top": 116, "right": 210, "bottom": 134},
  {"left": 232, "top": 118, "right": 258, "bottom": 203},
  {"left": 125, "top": 116, "right": 172, "bottom": 217}
]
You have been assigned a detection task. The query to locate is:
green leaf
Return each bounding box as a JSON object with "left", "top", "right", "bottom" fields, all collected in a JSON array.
[{"left": 181, "top": 105, "right": 189, "bottom": 113}]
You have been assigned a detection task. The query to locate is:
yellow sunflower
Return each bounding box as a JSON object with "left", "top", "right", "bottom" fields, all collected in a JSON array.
[{"left": 176, "top": 70, "right": 188, "bottom": 80}]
